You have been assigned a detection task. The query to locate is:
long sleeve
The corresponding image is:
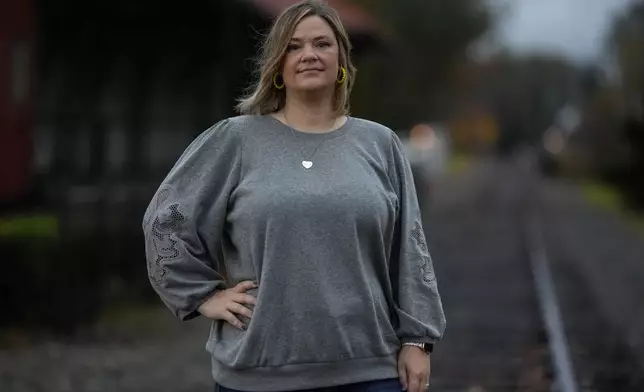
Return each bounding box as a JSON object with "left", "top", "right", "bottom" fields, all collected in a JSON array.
[
  {"left": 387, "top": 131, "right": 446, "bottom": 345},
  {"left": 142, "top": 118, "right": 242, "bottom": 321}
]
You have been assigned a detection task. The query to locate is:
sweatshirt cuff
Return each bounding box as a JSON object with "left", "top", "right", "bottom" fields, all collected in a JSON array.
[
  {"left": 180, "top": 282, "right": 226, "bottom": 321},
  {"left": 399, "top": 336, "right": 437, "bottom": 345}
]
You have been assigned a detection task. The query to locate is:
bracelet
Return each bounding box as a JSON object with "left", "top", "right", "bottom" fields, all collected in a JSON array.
[{"left": 403, "top": 342, "right": 433, "bottom": 353}]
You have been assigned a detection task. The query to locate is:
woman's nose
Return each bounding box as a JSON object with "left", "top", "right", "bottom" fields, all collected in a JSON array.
[{"left": 301, "top": 44, "right": 318, "bottom": 61}]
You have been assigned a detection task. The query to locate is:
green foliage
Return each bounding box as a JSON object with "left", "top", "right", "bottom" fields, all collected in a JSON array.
[
  {"left": 0, "top": 214, "right": 59, "bottom": 239},
  {"left": 581, "top": 180, "right": 624, "bottom": 212}
]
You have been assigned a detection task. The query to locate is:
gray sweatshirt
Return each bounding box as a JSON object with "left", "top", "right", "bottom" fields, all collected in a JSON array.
[{"left": 142, "top": 115, "right": 446, "bottom": 391}]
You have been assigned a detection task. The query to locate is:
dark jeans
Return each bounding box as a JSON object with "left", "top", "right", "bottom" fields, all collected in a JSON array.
[{"left": 216, "top": 378, "right": 403, "bottom": 392}]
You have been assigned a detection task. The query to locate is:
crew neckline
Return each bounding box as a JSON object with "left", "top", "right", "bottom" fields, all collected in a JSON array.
[{"left": 265, "top": 114, "right": 353, "bottom": 139}]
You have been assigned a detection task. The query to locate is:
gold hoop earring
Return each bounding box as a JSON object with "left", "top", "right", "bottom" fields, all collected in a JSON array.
[
  {"left": 337, "top": 67, "right": 347, "bottom": 84},
  {"left": 273, "top": 73, "right": 285, "bottom": 89}
]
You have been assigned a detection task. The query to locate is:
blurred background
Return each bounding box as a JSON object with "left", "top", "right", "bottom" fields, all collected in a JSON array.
[{"left": 1, "top": 0, "right": 643, "bottom": 391}]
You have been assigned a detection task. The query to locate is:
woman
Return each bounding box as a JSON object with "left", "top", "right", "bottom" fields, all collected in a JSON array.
[{"left": 142, "top": 1, "right": 446, "bottom": 391}]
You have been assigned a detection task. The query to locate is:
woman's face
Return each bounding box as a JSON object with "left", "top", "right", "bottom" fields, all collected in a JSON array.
[{"left": 281, "top": 16, "right": 340, "bottom": 95}]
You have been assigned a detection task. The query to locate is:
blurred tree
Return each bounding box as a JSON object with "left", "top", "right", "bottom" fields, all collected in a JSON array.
[
  {"left": 603, "top": 2, "right": 644, "bottom": 207},
  {"left": 512, "top": 1, "right": 644, "bottom": 209},
  {"left": 457, "top": 53, "right": 579, "bottom": 154},
  {"left": 607, "top": 2, "right": 644, "bottom": 118},
  {"left": 349, "top": 0, "right": 492, "bottom": 129}
]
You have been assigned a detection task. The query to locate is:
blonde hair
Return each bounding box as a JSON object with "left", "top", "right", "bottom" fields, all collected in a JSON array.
[{"left": 236, "top": 0, "right": 356, "bottom": 116}]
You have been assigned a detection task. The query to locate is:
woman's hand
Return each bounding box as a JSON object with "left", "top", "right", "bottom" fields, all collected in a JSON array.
[
  {"left": 197, "top": 280, "right": 258, "bottom": 330},
  {"left": 398, "top": 345, "right": 431, "bottom": 392}
]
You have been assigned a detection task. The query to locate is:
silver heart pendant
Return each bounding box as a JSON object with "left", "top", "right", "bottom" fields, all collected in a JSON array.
[{"left": 302, "top": 160, "right": 313, "bottom": 169}]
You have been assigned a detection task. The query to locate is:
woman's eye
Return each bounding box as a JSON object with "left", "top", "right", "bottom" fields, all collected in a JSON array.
[
  {"left": 287, "top": 44, "right": 300, "bottom": 52},
  {"left": 316, "top": 41, "right": 331, "bottom": 48}
]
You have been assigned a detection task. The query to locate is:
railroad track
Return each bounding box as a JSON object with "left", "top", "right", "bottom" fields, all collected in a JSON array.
[
  {"left": 424, "top": 156, "right": 643, "bottom": 392},
  {"left": 423, "top": 158, "right": 550, "bottom": 391}
]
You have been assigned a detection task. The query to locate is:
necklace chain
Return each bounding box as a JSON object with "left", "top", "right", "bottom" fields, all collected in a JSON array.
[{"left": 283, "top": 112, "right": 338, "bottom": 168}]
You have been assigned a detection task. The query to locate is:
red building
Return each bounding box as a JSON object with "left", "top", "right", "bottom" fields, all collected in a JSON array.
[
  {"left": 248, "top": 0, "right": 379, "bottom": 34},
  {"left": 0, "top": 0, "right": 36, "bottom": 205}
]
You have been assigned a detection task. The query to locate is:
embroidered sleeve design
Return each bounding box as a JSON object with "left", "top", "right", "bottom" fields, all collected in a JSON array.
[
  {"left": 410, "top": 221, "right": 436, "bottom": 284},
  {"left": 147, "top": 186, "right": 187, "bottom": 285}
]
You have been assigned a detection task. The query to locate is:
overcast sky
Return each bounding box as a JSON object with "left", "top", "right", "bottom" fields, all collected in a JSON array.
[{"left": 493, "top": 0, "right": 634, "bottom": 63}]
